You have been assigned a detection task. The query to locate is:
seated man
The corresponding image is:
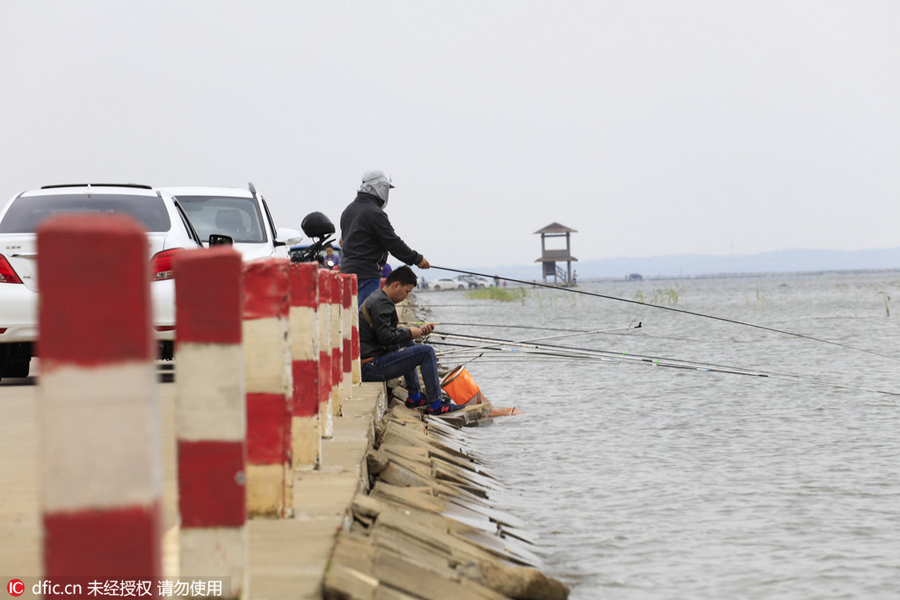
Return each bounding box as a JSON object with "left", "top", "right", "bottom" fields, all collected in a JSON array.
[{"left": 359, "top": 266, "right": 463, "bottom": 415}]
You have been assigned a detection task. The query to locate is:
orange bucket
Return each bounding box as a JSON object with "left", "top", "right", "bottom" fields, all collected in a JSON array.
[{"left": 440, "top": 366, "right": 481, "bottom": 404}]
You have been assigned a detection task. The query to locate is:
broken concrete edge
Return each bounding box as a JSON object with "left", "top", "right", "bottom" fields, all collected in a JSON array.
[{"left": 322, "top": 299, "right": 570, "bottom": 600}]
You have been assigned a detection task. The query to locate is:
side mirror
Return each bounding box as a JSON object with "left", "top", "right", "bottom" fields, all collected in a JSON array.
[
  {"left": 209, "top": 234, "right": 234, "bottom": 246},
  {"left": 275, "top": 227, "right": 303, "bottom": 247}
]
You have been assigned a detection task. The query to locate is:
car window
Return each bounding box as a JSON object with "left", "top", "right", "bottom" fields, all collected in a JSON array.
[
  {"left": 0, "top": 193, "right": 172, "bottom": 233},
  {"left": 176, "top": 195, "right": 267, "bottom": 243}
]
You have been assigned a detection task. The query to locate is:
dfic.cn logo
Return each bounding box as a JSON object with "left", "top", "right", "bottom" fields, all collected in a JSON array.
[{"left": 7, "top": 580, "right": 25, "bottom": 597}]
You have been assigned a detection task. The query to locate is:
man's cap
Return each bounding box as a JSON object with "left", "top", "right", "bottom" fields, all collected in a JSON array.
[{"left": 361, "top": 169, "right": 395, "bottom": 188}]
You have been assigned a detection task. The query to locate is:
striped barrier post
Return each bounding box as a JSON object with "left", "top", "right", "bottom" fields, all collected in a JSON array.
[
  {"left": 341, "top": 274, "right": 353, "bottom": 402},
  {"left": 317, "top": 270, "right": 334, "bottom": 438},
  {"left": 288, "top": 262, "right": 321, "bottom": 468},
  {"left": 174, "top": 247, "right": 247, "bottom": 598},
  {"left": 330, "top": 270, "right": 344, "bottom": 417},
  {"left": 242, "top": 258, "right": 293, "bottom": 518},
  {"left": 37, "top": 214, "right": 162, "bottom": 585},
  {"left": 350, "top": 274, "right": 361, "bottom": 385}
]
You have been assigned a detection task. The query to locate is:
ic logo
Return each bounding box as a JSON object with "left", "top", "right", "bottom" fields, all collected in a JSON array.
[{"left": 7, "top": 580, "right": 25, "bottom": 597}]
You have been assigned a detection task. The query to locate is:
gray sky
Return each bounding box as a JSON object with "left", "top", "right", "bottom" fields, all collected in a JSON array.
[{"left": 2, "top": 1, "right": 898, "bottom": 270}]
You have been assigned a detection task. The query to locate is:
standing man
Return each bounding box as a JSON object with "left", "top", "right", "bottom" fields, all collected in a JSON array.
[
  {"left": 359, "top": 266, "right": 463, "bottom": 415},
  {"left": 340, "top": 169, "right": 430, "bottom": 303}
]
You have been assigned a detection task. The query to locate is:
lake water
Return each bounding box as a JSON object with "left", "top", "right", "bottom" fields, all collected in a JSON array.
[{"left": 415, "top": 271, "right": 900, "bottom": 599}]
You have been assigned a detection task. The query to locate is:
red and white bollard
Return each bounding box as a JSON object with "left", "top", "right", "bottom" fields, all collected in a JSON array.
[
  {"left": 341, "top": 274, "right": 353, "bottom": 402},
  {"left": 330, "top": 271, "right": 344, "bottom": 417},
  {"left": 174, "top": 247, "right": 248, "bottom": 598},
  {"left": 242, "top": 258, "right": 293, "bottom": 518},
  {"left": 37, "top": 215, "right": 162, "bottom": 582},
  {"left": 350, "top": 274, "right": 362, "bottom": 385},
  {"left": 288, "top": 262, "right": 320, "bottom": 468},
  {"left": 317, "top": 270, "right": 334, "bottom": 438}
]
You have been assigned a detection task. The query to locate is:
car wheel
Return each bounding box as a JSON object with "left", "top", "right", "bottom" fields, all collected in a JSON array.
[
  {"left": 159, "top": 341, "right": 174, "bottom": 361},
  {"left": 1, "top": 359, "right": 30, "bottom": 378},
  {"left": 0, "top": 342, "right": 33, "bottom": 378},
  {"left": 433, "top": 285, "right": 441, "bottom": 290}
]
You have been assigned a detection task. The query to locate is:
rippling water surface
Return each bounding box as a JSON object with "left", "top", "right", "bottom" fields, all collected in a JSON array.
[{"left": 416, "top": 272, "right": 900, "bottom": 599}]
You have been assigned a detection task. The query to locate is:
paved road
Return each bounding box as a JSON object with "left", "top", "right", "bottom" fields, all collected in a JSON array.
[
  {"left": 0, "top": 371, "right": 382, "bottom": 599},
  {"left": 0, "top": 375, "right": 179, "bottom": 577}
]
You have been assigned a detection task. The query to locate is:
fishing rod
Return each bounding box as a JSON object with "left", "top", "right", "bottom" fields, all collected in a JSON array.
[
  {"left": 430, "top": 324, "right": 639, "bottom": 357},
  {"left": 432, "top": 334, "right": 860, "bottom": 384},
  {"left": 434, "top": 332, "right": 636, "bottom": 364},
  {"left": 428, "top": 332, "right": 900, "bottom": 397},
  {"left": 431, "top": 265, "right": 900, "bottom": 363},
  {"left": 405, "top": 321, "right": 605, "bottom": 334},
  {"left": 405, "top": 319, "right": 712, "bottom": 345},
  {"left": 436, "top": 330, "right": 812, "bottom": 374}
]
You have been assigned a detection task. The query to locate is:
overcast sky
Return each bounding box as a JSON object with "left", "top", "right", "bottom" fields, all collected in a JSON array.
[{"left": 1, "top": 1, "right": 898, "bottom": 270}]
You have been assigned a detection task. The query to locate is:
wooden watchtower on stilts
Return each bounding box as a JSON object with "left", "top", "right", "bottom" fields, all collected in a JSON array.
[{"left": 534, "top": 222, "right": 578, "bottom": 286}]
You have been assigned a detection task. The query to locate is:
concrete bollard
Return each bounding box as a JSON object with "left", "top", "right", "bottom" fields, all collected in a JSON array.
[
  {"left": 341, "top": 274, "right": 353, "bottom": 402},
  {"left": 317, "top": 270, "right": 334, "bottom": 438},
  {"left": 242, "top": 258, "right": 293, "bottom": 518},
  {"left": 174, "top": 247, "right": 248, "bottom": 598},
  {"left": 288, "top": 262, "right": 321, "bottom": 468},
  {"left": 37, "top": 215, "right": 162, "bottom": 581},
  {"left": 350, "top": 274, "right": 362, "bottom": 385},
  {"left": 330, "top": 270, "right": 344, "bottom": 417}
]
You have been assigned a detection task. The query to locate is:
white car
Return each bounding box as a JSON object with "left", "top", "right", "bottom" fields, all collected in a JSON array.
[
  {"left": 0, "top": 183, "right": 205, "bottom": 378},
  {"left": 158, "top": 184, "right": 302, "bottom": 261},
  {"left": 428, "top": 278, "right": 467, "bottom": 290},
  {"left": 458, "top": 275, "right": 490, "bottom": 288}
]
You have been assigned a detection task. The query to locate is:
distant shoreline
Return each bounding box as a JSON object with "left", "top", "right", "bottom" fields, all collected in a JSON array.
[
  {"left": 579, "top": 267, "right": 900, "bottom": 284},
  {"left": 449, "top": 248, "right": 900, "bottom": 283},
  {"left": 431, "top": 266, "right": 900, "bottom": 288}
]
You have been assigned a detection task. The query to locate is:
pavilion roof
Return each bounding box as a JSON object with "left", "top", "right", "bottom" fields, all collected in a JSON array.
[{"left": 534, "top": 222, "right": 578, "bottom": 234}]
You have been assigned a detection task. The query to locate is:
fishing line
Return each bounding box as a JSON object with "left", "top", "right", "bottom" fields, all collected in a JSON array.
[{"left": 431, "top": 265, "right": 900, "bottom": 363}]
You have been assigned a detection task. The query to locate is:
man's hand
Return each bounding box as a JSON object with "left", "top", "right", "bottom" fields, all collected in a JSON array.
[
  {"left": 410, "top": 323, "right": 435, "bottom": 338},
  {"left": 417, "top": 257, "right": 431, "bottom": 269}
]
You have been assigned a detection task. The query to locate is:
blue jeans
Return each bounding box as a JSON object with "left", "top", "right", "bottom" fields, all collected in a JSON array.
[
  {"left": 361, "top": 341, "right": 442, "bottom": 403},
  {"left": 357, "top": 278, "right": 382, "bottom": 304}
]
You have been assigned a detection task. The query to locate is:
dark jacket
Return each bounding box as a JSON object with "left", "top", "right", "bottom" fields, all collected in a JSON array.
[
  {"left": 358, "top": 289, "right": 412, "bottom": 359},
  {"left": 340, "top": 192, "right": 423, "bottom": 280}
]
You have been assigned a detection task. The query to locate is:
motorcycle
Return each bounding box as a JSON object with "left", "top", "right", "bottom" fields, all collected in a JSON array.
[{"left": 289, "top": 211, "right": 336, "bottom": 265}]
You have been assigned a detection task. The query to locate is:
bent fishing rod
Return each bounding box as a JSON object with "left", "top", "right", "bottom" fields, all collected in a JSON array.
[{"left": 430, "top": 265, "right": 899, "bottom": 363}]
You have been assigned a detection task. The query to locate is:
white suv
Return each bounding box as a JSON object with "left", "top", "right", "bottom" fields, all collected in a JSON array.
[
  {"left": 157, "top": 184, "right": 301, "bottom": 260},
  {"left": 0, "top": 183, "right": 204, "bottom": 379}
]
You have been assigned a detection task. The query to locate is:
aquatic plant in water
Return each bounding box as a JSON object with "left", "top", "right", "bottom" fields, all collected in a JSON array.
[
  {"left": 745, "top": 287, "right": 765, "bottom": 309},
  {"left": 635, "top": 286, "right": 682, "bottom": 305},
  {"left": 875, "top": 286, "right": 891, "bottom": 316},
  {"left": 465, "top": 287, "right": 528, "bottom": 303}
]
